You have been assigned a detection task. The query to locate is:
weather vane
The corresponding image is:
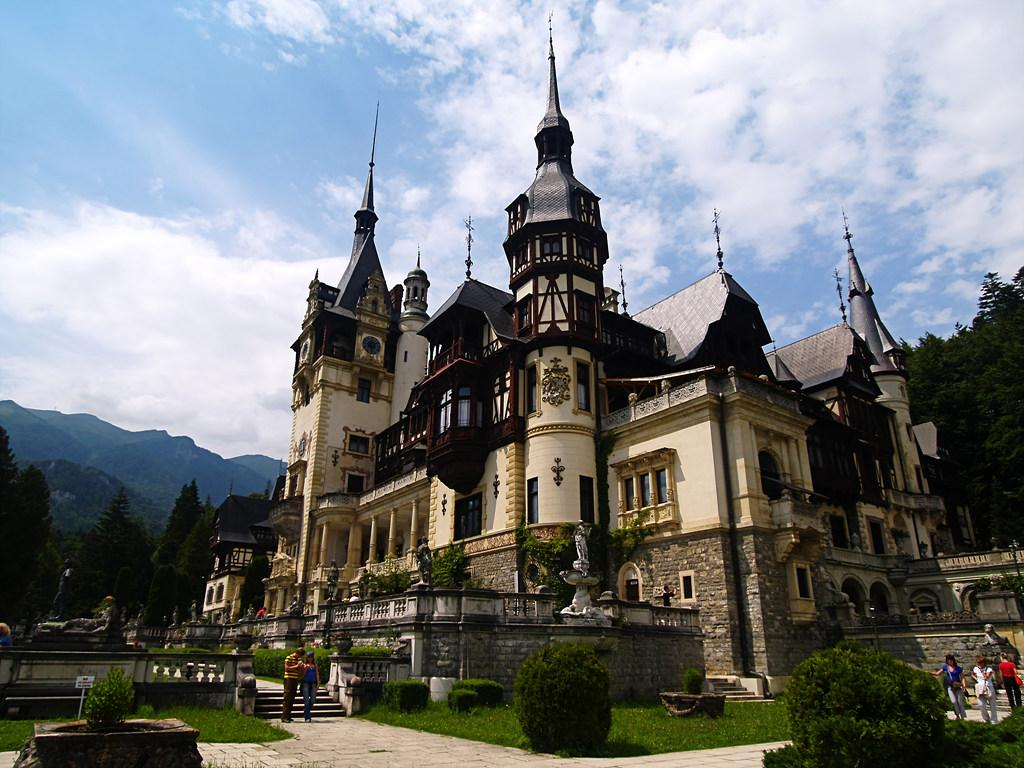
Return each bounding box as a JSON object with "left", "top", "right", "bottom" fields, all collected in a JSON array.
[
  {"left": 713, "top": 208, "right": 724, "bottom": 272},
  {"left": 619, "top": 264, "right": 629, "bottom": 317},
  {"left": 834, "top": 267, "right": 847, "bottom": 324},
  {"left": 464, "top": 215, "right": 474, "bottom": 279}
]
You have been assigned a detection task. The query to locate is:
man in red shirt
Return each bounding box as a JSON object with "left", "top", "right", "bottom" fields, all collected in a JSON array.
[{"left": 998, "top": 652, "right": 1022, "bottom": 710}]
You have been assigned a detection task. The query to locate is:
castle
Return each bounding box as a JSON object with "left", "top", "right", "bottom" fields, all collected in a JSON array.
[{"left": 258, "top": 37, "right": 984, "bottom": 683}]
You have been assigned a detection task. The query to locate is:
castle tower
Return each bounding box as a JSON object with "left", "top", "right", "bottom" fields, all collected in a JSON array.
[
  {"left": 502, "top": 34, "right": 607, "bottom": 527},
  {"left": 390, "top": 252, "right": 430, "bottom": 423},
  {"left": 844, "top": 219, "right": 923, "bottom": 495}
]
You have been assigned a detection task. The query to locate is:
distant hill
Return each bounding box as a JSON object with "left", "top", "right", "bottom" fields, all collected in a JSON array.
[{"left": 0, "top": 400, "right": 281, "bottom": 532}]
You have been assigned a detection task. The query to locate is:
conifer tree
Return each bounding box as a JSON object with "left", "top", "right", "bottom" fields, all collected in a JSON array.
[{"left": 154, "top": 480, "right": 203, "bottom": 566}]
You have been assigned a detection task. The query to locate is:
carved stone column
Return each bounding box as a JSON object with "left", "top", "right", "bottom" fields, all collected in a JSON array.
[
  {"left": 368, "top": 515, "right": 378, "bottom": 564},
  {"left": 387, "top": 508, "right": 397, "bottom": 557},
  {"left": 409, "top": 499, "right": 419, "bottom": 547}
]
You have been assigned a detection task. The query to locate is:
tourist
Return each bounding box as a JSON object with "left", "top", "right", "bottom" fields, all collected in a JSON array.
[
  {"left": 281, "top": 644, "right": 305, "bottom": 722},
  {"left": 932, "top": 654, "right": 966, "bottom": 719},
  {"left": 255, "top": 607, "right": 267, "bottom": 619},
  {"left": 971, "top": 655, "right": 999, "bottom": 723},
  {"left": 0, "top": 622, "right": 12, "bottom": 648},
  {"left": 998, "top": 652, "right": 1022, "bottom": 710},
  {"left": 301, "top": 651, "right": 320, "bottom": 722},
  {"left": 659, "top": 584, "right": 676, "bottom": 607}
]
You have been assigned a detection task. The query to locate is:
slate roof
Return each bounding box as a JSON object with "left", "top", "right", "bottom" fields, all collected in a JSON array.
[
  {"left": 847, "top": 237, "right": 900, "bottom": 373},
  {"left": 769, "top": 324, "right": 875, "bottom": 390},
  {"left": 213, "top": 495, "right": 277, "bottom": 547},
  {"left": 420, "top": 279, "right": 515, "bottom": 339},
  {"left": 913, "top": 422, "right": 939, "bottom": 458},
  {"left": 334, "top": 235, "right": 385, "bottom": 312},
  {"left": 632, "top": 271, "right": 763, "bottom": 364},
  {"left": 519, "top": 161, "right": 600, "bottom": 226}
]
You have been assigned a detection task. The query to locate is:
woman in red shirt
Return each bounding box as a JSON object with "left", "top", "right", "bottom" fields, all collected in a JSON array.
[{"left": 998, "top": 652, "right": 1022, "bottom": 710}]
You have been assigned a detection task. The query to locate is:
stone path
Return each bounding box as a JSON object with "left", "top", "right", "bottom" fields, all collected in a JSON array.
[{"left": 0, "top": 704, "right": 998, "bottom": 767}]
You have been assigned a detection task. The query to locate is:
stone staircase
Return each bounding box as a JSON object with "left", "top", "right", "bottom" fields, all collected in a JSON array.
[
  {"left": 706, "top": 677, "right": 762, "bottom": 701},
  {"left": 254, "top": 687, "right": 346, "bottom": 720}
]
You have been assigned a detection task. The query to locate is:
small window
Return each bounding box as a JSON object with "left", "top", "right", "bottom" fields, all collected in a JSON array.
[
  {"left": 576, "top": 362, "right": 591, "bottom": 411},
  {"left": 577, "top": 295, "right": 594, "bottom": 327},
  {"left": 403, "top": 350, "right": 408, "bottom": 362},
  {"left": 455, "top": 494, "right": 483, "bottom": 540},
  {"left": 288, "top": 475, "right": 298, "bottom": 497},
  {"left": 357, "top": 378, "right": 372, "bottom": 403},
  {"left": 623, "top": 477, "right": 635, "bottom": 511},
  {"left": 759, "top": 451, "right": 783, "bottom": 500},
  {"left": 518, "top": 300, "right": 531, "bottom": 334},
  {"left": 438, "top": 388, "right": 453, "bottom": 434},
  {"left": 527, "top": 478, "right": 539, "bottom": 524},
  {"left": 579, "top": 476, "right": 594, "bottom": 524},
  {"left": 541, "top": 236, "right": 562, "bottom": 258},
  {"left": 830, "top": 515, "right": 849, "bottom": 549},
  {"left": 640, "top": 473, "right": 651, "bottom": 507},
  {"left": 348, "top": 435, "right": 370, "bottom": 454},
  {"left": 795, "top": 566, "right": 811, "bottom": 599},
  {"left": 681, "top": 573, "right": 695, "bottom": 601},
  {"left": 346, "top": 473, "right": 365, "bottom": 494},
  {"left": 526, "top": 366, "right": 538, "bottom": 413},
  {"left": 868, "top": 519, "right": 886, "bottom": 555},
  {"left": 655, "top": 468, "right": 668, "bottom": 504},
  {"left": 216, "top": 584, "right": 224, "bottom": 601},
  {"left": 456, "top": 385, "right": 472, "bottom": 426}
]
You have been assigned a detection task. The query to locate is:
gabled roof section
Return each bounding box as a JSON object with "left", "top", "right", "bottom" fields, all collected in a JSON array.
[
  {"left": 633, "top": 271, "right": 766, "bottom": 364},
  {"left": 334, "top": 236, "right": 385, "bottom": 312},
  {"left": 771, "top": 324, "right": 878, "bottom": 391},
  {"left": 420, "top": 278, "right": 514, "bottom": 340},
  {"left": 213, "top": 495, "right": 276, "bottom": 546}
]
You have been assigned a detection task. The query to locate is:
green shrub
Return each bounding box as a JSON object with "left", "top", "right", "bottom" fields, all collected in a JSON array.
[
  {"left": 368, "top": 563, "right": 412, "bottom": 596},
  {"left": 432, "top": 544, "right": 470, "bottom": 588},
  {"left": 83, "top": 668, "right": 135, "bottom": 729},
  {"left": 448, "top": 688, "right": 478, "bottom": 713},
  {"left": 252, "top": 648, "right": 330, "bottom": 680},
  {"left": 762, "top": 745, "right": 805, "bottom": 768},
  {"left": 514, "top": 643, "right": 611, "bottom": 754},
  {"left": 452, "top": 678, "right": 504, "bottom": 707},
  {"left": 682, "top": 668, "right": 703, "bottom": 695},
  {"left": 383, "top": 679, "right": 429, "bottom": 712},
  {"left": 782, "top": 643, "right": 946, "bottom": 768}
]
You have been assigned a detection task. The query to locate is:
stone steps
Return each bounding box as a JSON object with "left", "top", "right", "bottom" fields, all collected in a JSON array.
[
  {"left": 254, "top": 688, "right": 345, "bottom": 719},
  {"left": 706, "top": 677, "right": 761, "bottom": 701}
]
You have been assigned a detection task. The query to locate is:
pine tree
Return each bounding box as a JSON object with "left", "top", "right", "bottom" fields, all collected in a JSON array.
[
  {"left": 144, "top": 564, "right": 178, "bottom": 626},
  {"left": 0, "top": 426, "right": 53, "bottom": 620},
  {"left": 175, "top": 507, "right": 214, "bottom": 618},
  {"left": 238, "top": 555, "right": 271, "bottom": 615},
  {"left": 154, "top": 480, "right": 203, "bottom": 566}
]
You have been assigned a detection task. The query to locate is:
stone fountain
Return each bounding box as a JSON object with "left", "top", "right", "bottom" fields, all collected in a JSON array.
[{"left": 559, "top": 523, "right": 610, "bottom": 626}]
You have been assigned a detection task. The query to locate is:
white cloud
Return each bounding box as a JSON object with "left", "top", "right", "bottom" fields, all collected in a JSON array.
[
  {"left": 224, "top": 0, "right": 333, "bottom": 44},
  {"left": 0, "top": 202, "right": 316, "bottom": 458}
]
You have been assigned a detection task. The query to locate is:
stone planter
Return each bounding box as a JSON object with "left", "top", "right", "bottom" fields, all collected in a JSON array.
[
  {"left": 659, "top": 691, "right": 726, "bottom": 718},
  {"left": 15, "top": 718, "right": 201, "bottom": 768},
  {"left": 234, "top": 633, "right": 255, "bottom": 651}
]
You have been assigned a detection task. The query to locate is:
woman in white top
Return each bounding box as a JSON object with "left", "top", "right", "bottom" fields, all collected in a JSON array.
[{"left": 972, "top": 655, "right": 999, "bottom": 724}]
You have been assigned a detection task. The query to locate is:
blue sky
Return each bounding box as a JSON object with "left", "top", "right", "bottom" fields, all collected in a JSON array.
[{"left": 1, "top": 1, "right": 1022, "bottom": 459}]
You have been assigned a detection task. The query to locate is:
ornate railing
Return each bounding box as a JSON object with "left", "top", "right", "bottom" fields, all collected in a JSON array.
[
  {"left": 603, "top": 379, "right": 709, "bottom": 431},
  {"left": 502, "top": 593, "right": 556, "bottom": 623},
  {"left": 852, "top": 609, "right": 980, "bottom": 628},
  {"left": 906, "top": 550, "right": 1018, "bottom": 573},
  {"left": 318, "top": 492, "right": 359, "bottom": 510},
  {"left": 148, "top": 652, "right": 230, "bottom": 683}
]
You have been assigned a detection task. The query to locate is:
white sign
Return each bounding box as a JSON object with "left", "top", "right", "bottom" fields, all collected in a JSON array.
[{"left": 75, "top": 676, "right": 95, "bottom": 689}]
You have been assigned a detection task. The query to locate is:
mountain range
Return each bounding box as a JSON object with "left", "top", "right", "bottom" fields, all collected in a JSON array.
[{"left": 0, "top": 400, "right": 282, "bottom": 532}]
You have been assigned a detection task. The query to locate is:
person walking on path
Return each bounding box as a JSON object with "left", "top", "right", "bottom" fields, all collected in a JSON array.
[
  {"left": 998, "top": 652, "right": 1022, "bottom": 710},
  {"left": 301, "top": 651, "right": 320, "bottom": 722},
  {"left": 972, "top": 655, "right": 999, "bottom": 724},
  {"left": 281, "top": 644, "right": 305, "bottom": 722},
  {"left": 933, "top": 654, "right": 967, "bottom": 720}
]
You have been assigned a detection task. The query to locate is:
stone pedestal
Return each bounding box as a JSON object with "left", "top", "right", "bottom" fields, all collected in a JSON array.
[
  {"left": 559, "top": 567, "right": 610, "bottom": 626},
  {"left": 14, "top": 719, "right": 201, "bottom": 768}
]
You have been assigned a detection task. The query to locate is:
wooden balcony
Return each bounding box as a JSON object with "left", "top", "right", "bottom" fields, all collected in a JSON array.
[
  {"left": 428, "top": 426, "right": 486, "bottom": 494},
  {"left": 426, "top": 338, "right": 481, "bottom": 378}
]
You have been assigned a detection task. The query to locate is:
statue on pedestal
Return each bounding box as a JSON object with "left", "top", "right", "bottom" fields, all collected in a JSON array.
[
  {"left": 50, "top": 560, "right": 72, "bottom": 620},
  {"left": 326, "top": 560, "right": 340, "bottom": 601},
  {"left": 415, "top": 538, "right": 432, "bottom": 585}
]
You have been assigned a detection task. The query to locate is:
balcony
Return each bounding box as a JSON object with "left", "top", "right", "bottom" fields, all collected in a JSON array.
[
  {"left": 427, "top": 338, "right": 481, "bottom": 378},
  {"left": 318, "top": 492, "right": 359, "bottom": 511},
  {"left": 268, "top": 497, "right": 303, "bottom": 539},
  {"left": 769, "top": 488, "right": 824, "bottom": 532},
  {"left": 428, "top": 426, "right": 486, "bottom": 494}
]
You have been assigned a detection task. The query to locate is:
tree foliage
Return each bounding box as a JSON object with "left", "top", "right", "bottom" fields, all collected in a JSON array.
[
  {"left": 238, "top": 554, "right": 270, "bottom": 614},
  {"left": 154, "top": 480, "right": 203, "bottom": 566},
  {"left": 906, "top": 268, "right": 1024, "bottom": 544},
  {"left": 0, "top": 426, "right": 52, "bottom": 620}
]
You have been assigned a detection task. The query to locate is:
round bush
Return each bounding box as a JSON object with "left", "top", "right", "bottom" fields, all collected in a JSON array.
[
  {"left": 783, "top": 641, "right": 946, "bottom": 768},
  {"left": 382, "top": 679, "right": 429, "bottom": 712},
  {"left": 448, "top": 688, "right": 478, "bottom": 713},
  {"left": 514, "top": 643, "right": 611, "bottom": 753},
  {"left": 451, "top": 678, "right": 504, "bottom": 707},
  {"left": 682, "top": 667, "right": 703, "bottom": 694},
  {"left": 83, "top": 668, "right": 135, "bottom": 729}
]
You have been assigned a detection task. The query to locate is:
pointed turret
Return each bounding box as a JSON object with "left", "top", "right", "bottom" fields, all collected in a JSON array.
[
  {"left": 351, "top": 103, "right": 380, "bottom": 256},
  {"left": 534, "top": 30, "right": 574, "bottom": 168},
  {"left": 844, "top": 216, "right": 904, "bottom": 374}
]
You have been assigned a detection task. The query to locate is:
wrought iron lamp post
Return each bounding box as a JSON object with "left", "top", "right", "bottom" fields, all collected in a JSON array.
[
  {"left": 1010, "top": 539, "right": 1021, "bottom": 579},
  {"left": 868, "top": 603, "right": 880, "bottom": 649}
]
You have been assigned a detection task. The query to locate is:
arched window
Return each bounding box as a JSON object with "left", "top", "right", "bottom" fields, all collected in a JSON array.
[
  {"left": 619, "top": 563, "right": 642, "bottom": 602},
  {"left": 759, "top": 451, "right": 783, "bottom": 500},
  {"left": 841, "top": 577, "right": 867, "bottom": 615},
  {"left": 869, "top": 582, "right": 891, "bottom": 615},
  {"left": 437, "top": 388, "right": 453, "bottom": 434},
  {"left": 215, "top": 584, "right": 225, "bottom": 602}
]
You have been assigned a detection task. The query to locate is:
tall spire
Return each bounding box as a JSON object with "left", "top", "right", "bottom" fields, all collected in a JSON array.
[
  {"left": 713, "top": 208, "right": 724, "bottom": 273},
  {"left": 619, "top": 264, "right": 629, "bottom": 317},
  {"left": 464, "top": 215, "right": 474, "bottom": 279},
  {"left": 534, "top": 20, "right": 573, "bottom": 167},
  {"left": 834, "top": 267, "right": 847, "bottom": 324},
  {"left": 843, "top": 211, "right": 903, "bottom": 373},
  {"left": 353, "top": 102, "right": 380, "bottom": 243}
]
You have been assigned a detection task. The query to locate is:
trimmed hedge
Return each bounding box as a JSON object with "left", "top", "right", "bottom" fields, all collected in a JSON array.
[
  {"left": 252, "top": 648, "right": 330, "bottom": 680},
  {"left": 782, "top": 641, "right": 946, "bottom": 768},
  {"left": 348, "top": 645, "right": 392, "bottom": 658},
  {"left": 383, "top": 679, "right": 429, "bottom": 713},
  {"left": 448, "top": 689, "right": 478, "bottom": 713},
  {"left": 451, "top": 678, "right": 504, "bottom": 707},
  {"left": 682, "top": 668, "right": 703, "bottom": 695},
  {"left": 514, "top": 642, "right": 611, "bottom": 754}
]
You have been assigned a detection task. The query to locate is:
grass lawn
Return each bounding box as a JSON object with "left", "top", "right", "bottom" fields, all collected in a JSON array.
[
  {"left": 359, "top": 699, "right": 788, "bottom": 756},
  {"left": 0, "top": 707, "right": 290, "bottom": 752}
]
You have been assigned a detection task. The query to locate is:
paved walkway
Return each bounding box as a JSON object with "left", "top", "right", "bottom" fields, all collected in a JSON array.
[{"left": 0, "top": 704, "right": 1000, "bottom": 767}]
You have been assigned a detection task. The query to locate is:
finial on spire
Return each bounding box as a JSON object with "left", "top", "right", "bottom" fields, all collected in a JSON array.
[
  {"left": 314, "top": 268, "right": 319, "bottom": 281},
  {"left": 464, "top": 215, "right": 475, "bottom": 279},
  {"left": 713, "top": 208, "right": 724, "bottom": 272},
  {"left": 370, "top": 100, "right": 379, "bottom": 169},
  {"left": 416, "top": 244, "right": 421, "bottom": 269},
  {"left": 548, "top": 12, "right": 554, "bottom": 57},
  {"left": 834, "top": 267, "right": 847, "bottom": 324},
  {"left": 619, "top": 263, "right": 629, "bottom": 317},
  {"left": 842, "top": 207, "right": 854, "bottom": 251}
]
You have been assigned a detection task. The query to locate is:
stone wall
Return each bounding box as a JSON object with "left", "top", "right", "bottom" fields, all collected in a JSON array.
[
  {"left": 465, "top": 545, "right": 518, "bottom": 592},
  {"left": 844, "top": 622, "right": 1022, "bottom": 669}
]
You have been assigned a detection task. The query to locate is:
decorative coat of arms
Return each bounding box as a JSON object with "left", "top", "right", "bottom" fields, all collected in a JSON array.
[{"left": 541, "top": 357, "right": 571, "bottom": 406}]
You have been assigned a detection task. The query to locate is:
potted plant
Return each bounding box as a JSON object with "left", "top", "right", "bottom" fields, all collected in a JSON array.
[
  {"left": 14, "top": 668, "right": 202, "bottom": 767},
  {"left": 658, "top": 667, "right": 726, "bottom": 717}
]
